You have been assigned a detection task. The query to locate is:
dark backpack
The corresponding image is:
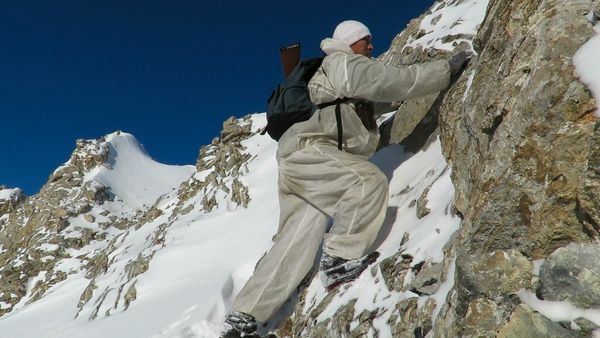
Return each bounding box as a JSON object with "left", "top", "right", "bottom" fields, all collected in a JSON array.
[
  {"left": 264, "top": 57, "right": 324, "bottom": 141},
  {"left": 263, "top": 57, "right": 347, "bottom": 149}
]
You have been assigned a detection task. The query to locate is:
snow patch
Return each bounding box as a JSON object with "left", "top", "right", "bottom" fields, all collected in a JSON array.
[
  {"left": 38, "top": 243, "right": 60, "bottom": 252},
  {"left": 518, "top": 289, "right": 600, "bottom": 336},
  {"left": 0, "top": 188, "right": 22, "bottom": 202},
  {"left": 573, "top": 23, "right": 600, "bottom": 117},
  {"left": 405, "top": 0, "right": 489, "bottom": 52},
  {"left": 463, "top": 69, "right": 476, "bottom": 102}
]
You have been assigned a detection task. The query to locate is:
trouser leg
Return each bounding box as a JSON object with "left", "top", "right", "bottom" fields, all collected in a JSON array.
[
  {"left": 317, "top": 148, "right": 389, "bottom": 260},
  {"left": 232, "top": 188, "right": 327, "bottom": 323},
  {"left": 231, "top": 144, "right": 389, "bottom": 322},
  {"left": 281, "top": 144, "right": 389, "bottom": 260}
]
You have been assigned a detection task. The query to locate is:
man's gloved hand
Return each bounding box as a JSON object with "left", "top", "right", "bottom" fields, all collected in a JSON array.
[{"left": 448, "top": 50, "right": 473, "bottom": 78}]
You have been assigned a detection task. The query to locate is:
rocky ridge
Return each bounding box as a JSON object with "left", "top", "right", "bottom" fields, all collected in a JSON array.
[{"left": 0, "top": 117, "right": 256, "bottom": 319}]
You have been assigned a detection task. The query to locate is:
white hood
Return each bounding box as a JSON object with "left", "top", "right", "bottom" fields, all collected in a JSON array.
[{"left": 320, "top": 38, "right": 354, "bottom": 55}]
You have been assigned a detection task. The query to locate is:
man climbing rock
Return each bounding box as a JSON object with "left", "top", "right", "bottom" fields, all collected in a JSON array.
[{"left": 221, "top": 20, "right": 471, "bottom": 337}]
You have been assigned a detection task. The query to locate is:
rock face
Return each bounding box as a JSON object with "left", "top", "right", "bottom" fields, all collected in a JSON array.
[
  {"left": 193, "top": 116, "right": 253, "bottom": 212},
  {"left": 0, "top": 137, "right": 115, "bottom": 316},
  {"left": 440, "top": 0, "right": 598, "bottom": 258},
  {"left": 436, "top": 0, "right": 600, "bottom": 336},
  {"left": 496, "top": 304, "right": 581, "bottom": 338}
]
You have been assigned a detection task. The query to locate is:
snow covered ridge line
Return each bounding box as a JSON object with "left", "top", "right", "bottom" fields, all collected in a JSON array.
[
  {"left": 0, "top": 116, "right": 271, "bottom": 331},
  {"left": 0, "top": 114, "right": 280, "bottom": 338},
  {"left": 0, "top": 187, "right": 24, "bottom": 203},
  {"left": 82, "top": 132, "right": 195, "bottom": 211},
  {"left": 65, "top": 118, "right": 262, "bottom": 321},
  {"left": 47, "top": 130, "right": 196, "bottom": 214},
  {"left": 404, "top": 0, "right": 489, "bottom": 52},
  {"left": 0, "top": 130, "right": 199, "bottom": 319},
  {"left": 0, "top": 186, "right": 26, "bottom": 215}
]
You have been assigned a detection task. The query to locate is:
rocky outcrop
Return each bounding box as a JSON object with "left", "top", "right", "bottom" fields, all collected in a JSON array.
[
  {"left": 0, "top": 138, "right": 116, "bottom": 316},
  {"left": 177, "top": 116, "right": 253, "bottom": 214},
  {"left": 497, "top": 304, "right": 581, "bottom": 338},
  {"left": 435, "top": 0, "right": 600, "bottom": 336},
  {"left": 440, "top": 0, "right": 598, "bottom": 258}
]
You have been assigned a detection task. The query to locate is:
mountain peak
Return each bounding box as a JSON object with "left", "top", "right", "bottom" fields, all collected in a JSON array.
[
  {"left": 0, "top": 186, "right": 25, "bottom": 215},
  {"left": 47, "top": 131, "right": 195, "bottom": 211}
]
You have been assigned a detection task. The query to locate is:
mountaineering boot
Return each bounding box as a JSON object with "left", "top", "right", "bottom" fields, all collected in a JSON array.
[
  {"left": 221, "top": 311, "right": 259, "bottom": 338},
  {"left": 319, "top": 251, "right": 380, "bottom": 291}
]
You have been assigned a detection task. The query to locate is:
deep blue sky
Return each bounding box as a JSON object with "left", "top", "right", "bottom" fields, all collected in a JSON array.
[{"left": 1, "top": 1, "right": 433, "bottom": 195}]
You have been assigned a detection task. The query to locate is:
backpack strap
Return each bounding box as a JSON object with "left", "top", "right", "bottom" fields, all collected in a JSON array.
[
  {"left": 335, "top": 103, "right": 343, "bottom": 150},
  {"left": 316, "top": 98, "right": 350, "bottom": 150}
]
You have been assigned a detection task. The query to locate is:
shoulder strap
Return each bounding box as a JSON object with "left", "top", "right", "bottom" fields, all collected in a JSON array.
[
  {"left": 313, "top": 62, "right": 346, "bottom": 150},
  {"left": 316, "top": 98, "right": 350, "bottom": 151},
  {"left": 335, "top": 103, "right": 343, "bottom": 151}
]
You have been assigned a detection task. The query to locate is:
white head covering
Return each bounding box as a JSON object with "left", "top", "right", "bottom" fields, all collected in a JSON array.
[{"left": 332, "top": 20, "right": 371, "bottom": 46}]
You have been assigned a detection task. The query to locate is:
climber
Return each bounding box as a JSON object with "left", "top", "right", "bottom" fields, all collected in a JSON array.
[{"left": 221, "top": 20, "right": 471, "bottom": 337}]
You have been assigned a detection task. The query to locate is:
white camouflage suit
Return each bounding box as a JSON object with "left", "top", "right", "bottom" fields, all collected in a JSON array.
[{"left": 232, "top": 38, "right": 451, "bottom": 322}]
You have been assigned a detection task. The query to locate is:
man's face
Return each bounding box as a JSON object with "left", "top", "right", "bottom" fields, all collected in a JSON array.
[{"left": 351, "top": 35, "right": 373, "bottom": 57}]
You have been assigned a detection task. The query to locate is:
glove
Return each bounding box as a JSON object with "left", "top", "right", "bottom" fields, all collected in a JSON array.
[{"left": 448, "top": 51, "right": 473, "bottom": 78}]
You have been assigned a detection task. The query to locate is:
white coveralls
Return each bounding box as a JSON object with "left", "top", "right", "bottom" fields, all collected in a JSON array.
[{"left": 232, "top": 38, "right": 451, "bottom": 322}]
